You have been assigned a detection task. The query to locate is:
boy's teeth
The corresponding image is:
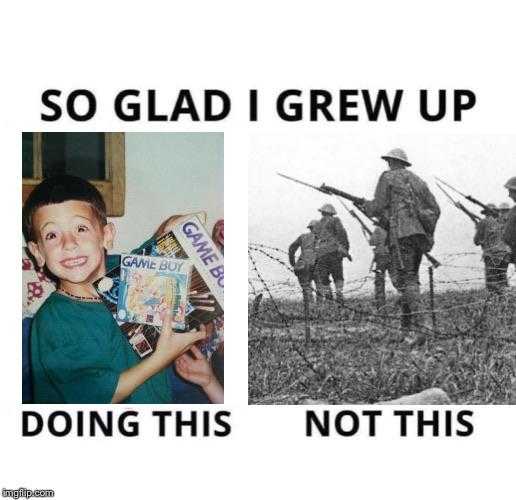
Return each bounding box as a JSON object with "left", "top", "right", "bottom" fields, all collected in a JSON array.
[{"left": 63, "top": 257, "right": 87, "bottom": 266}]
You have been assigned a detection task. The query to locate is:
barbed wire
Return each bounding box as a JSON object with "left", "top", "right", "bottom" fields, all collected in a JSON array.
[
  {"left": 248, "top": 243, "right": 516, "bottom": 343},
  {"left": 248, "top": 247, "right": 339, "bottom": 381},
  {"left": 249, "top": 242, "right": 516, "bottom": 405},
  {"left": 249, "top": 245, "right": 515, "bottom": 293}
]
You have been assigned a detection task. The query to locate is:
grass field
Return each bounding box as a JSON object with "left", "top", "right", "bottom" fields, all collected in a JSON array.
[{"left": 248, "top": 288, "right": 516, "bottom": 404}]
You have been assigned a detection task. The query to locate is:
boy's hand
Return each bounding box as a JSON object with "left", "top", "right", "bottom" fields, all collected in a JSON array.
[
  {"left": 175, "top": 345, "right": 214, "bottom": 389},
  {"left": 153, "top": 313, "right": 207, "bottom": 369},
  {"left": 111, "top": 315, "right": 207, "bottom": 404}
]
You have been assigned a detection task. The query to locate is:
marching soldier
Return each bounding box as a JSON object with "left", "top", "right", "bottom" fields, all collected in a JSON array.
[
  {"left": 503, "top": 176, "right": 516, "bottom": 264},
  {"left": 474, "top": 203, "right": 511, "bottom": 293},
  {"left": 499, "top": 202, "right": 511, "bottom": 216},
  {"left": 362, "top": 148, "right": 440, "bottom": 343},
  {"left": 369, "top": 225, "right": 390, "bottom": 310},
  {"left": 499, "top": 202, "right": 512, "bottom": 266},
  {"left": 288, "top": 220, "right": 318, "bottom": 303},
  {"left": 314, "top": 203, "right": 350, "bottom": 304}
]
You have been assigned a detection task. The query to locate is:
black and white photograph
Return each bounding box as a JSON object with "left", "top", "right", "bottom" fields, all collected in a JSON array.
[{"left": 249, "top": 134, "right": 516, "bottom": 405}]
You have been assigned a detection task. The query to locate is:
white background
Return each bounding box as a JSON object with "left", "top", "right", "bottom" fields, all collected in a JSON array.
[{"left": 2, "top": 2, "right": 515, "bottom": 499}]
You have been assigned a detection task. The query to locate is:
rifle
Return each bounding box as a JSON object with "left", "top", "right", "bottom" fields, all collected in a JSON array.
[
  {"left": 277, "top": 173, "right": 367, "bottom": 208},
  {"left": 278, "top": 173, "right": 441, "bottom": 268},
  {"left": 323, "top": 182, "right": 441, "bottom": 269},
  {"left": 338, "top": 199, "right": 373, "bottom": 237},
  {"left": 435, "top": 176, "right": 497, "bottom": 217},
  {"left": 319, "top": 183, "right": 366, "bottom": 207},
  {"left": 340, "top": 198, "right": 404, "bottom": 269},
  {"left": 435, "top": 181, "right": 481, "bottom": 224}
]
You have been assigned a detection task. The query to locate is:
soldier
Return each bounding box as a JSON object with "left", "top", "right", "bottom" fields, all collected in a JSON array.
[
  {"left": 474, "top": 203, "right": 511, "bottom": 293},
  {"left": 499, "top": 202, "right": 513, "bottom": 268},
  {"left": 369, "top": 225, "right": 390, "bottom": 310},
  {"left": 362, "top": 148, "right": 440, "bottom": 343},
  {"left": 503, "top": 176, "right": 516, "bottom": 264},
  {"left": 314, "top": 203, "right": 350, "bottom": 304},
  {"left": 288, "top": 220, "right": 318, "bottom": 303}
]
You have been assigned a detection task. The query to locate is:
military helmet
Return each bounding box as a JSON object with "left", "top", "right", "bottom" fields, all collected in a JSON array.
[
  {"left": 318, "top": 203, "right": 336, "bottom": 215},
  {"left": 498, "top": 202, "right": 511, "bottom": 211},
  {"left": 381, "top": 148, "right": 411, "bottom": 167},
  {"left": 481, "top": 203, "right": 497, "bottom": 215},
  {"left": 504, "top": 176, "right": 516, "bottom": 190},
  {"left": 307, "top": 219, "right": 318, "bottom": 228}
]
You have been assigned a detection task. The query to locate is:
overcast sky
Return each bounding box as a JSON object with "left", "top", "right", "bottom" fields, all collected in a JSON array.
[{"left": 249, "top": 133, "right": 516, "bottom": 295}]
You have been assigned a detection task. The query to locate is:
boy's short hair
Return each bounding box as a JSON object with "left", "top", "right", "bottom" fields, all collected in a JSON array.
[{"left": 23, "top": 175, "right": 107, "bottom": 242}]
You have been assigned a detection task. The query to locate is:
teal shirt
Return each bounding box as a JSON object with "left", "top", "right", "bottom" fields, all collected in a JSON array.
[{"left": 31, "top": 292, "right": 171, "bottom": 404}]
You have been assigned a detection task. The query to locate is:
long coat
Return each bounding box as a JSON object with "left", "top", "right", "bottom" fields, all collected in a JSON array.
[
  {"left": 314, "top": 215, "right": 349, "bottom": 257},
  {"left": 503, "top": 205, "right": 516, "bottom": 255},
  {"left": 289, "top": 232, "right": 316, "bottom": 270},
  {"left": 364, "top": 168, "right": 440, "bottom": 249}
]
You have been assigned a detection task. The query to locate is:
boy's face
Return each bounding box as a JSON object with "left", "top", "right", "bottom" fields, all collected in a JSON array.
[{"left": 28, "top": 200, "right": 115, "bottom": 290}]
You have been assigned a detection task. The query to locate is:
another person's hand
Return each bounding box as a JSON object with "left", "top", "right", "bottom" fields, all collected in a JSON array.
[
  {"left": 175, "top": 345, "right": 214, "bottom": 388},
  {"left": 175, "top": 345, "right": 224, "bottom": 403}
]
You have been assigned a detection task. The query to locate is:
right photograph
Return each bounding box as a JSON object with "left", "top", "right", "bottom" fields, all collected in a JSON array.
[{"left": 248, "top": 134, "right": 516, "bottom": 405}]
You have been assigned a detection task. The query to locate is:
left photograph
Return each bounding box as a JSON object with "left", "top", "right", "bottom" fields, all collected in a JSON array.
[{"left": 22, "top": 132, "right": 224, "bottom": 404}]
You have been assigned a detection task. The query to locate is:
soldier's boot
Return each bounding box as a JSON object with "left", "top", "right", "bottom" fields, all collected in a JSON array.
[
  {"left": 335, "top": 280, "right": 344, "bottom": 305},
  {"left": 400, "top": 302, "right": 411, "bottom": 329},
  {"left": 396, "top": 302, "right": 412, "bottom": 343},
  {"left": 317, "top": 285, "right": 331, "bottom": 305},
  {"left": 374, "top": 271, "right": 386, "bottom": 310},
  {"left": 404, "top": 284, "right": 428, "bottom": 347},
  {"left": 406, "top": 328, "right": 429, "bottom": 347}
]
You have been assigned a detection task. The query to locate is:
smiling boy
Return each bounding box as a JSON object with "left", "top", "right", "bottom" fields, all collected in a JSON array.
[{"left": 23, "top": 175, "right": 206, "bottom": 404}]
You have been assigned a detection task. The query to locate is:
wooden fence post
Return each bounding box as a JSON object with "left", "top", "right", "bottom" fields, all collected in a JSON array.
[
  {"left": 428, "top": 266, "right": 436, "bottom": 331},
  {"left": 303, "top": 294, "right": 311, "bottom": 344}
]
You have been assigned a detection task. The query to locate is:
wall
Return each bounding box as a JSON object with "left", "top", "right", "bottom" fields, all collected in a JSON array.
[{"left": 110, "top": 132, "right": 224, "bottom": 252}]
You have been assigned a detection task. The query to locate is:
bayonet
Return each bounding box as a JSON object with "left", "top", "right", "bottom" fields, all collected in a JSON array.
[
  {"left": 434, "top": 176, "right": 469, "bottom": 198},
  {"left": 338, "top": 199, "right": 373, "bottom": 238},
  {"left": 435, "top": 181, "right": 481, "bottom": 224},
  {"left": 277, "top": 173, "right": 326, "bottom": 193},
  {"left": 435, "top": 176, "right": 495, "bottom": 215},
  {"left": 279, "top": 172, "right": 441, "bottom": 268}
]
